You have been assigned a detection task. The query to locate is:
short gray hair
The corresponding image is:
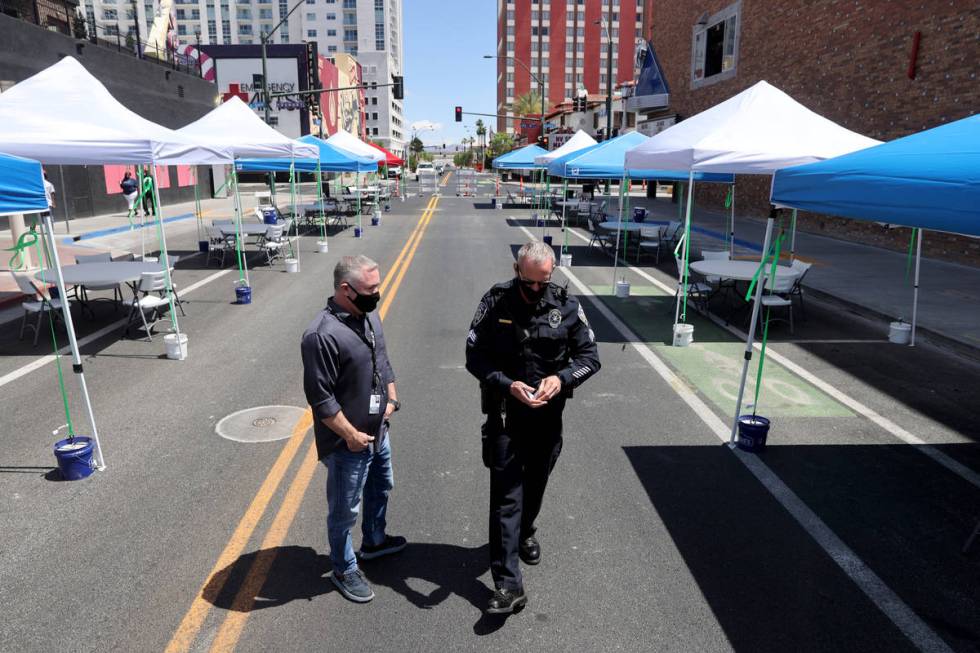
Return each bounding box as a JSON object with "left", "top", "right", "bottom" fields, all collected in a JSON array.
[
  {"left": 517, "top": 241, "right": 555, "bottom": 266},
  {"left": 334, "top": 254, "right": 379, "bottom": 290}
]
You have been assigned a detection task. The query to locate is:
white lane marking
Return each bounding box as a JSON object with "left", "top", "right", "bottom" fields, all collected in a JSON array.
[
  {"left": 0, "top": 268, "right": 232, "bottom": 390},
  {"left": 561, "top": 224, "right": 980, "bottom": 490},
  {"left": 521, "top": 225, "right": 953, "bottom": 653}
]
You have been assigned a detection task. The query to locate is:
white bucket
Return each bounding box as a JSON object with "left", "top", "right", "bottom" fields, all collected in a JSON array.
[
  {"left": 615, "top": 280, "right": 630, "bottom": 298},
  {"left": 672, "top": 323, "right": 694, "bottom": 347},
  {"left": 164, "top": 333, "right": 188, "bottom": 360},
  {"left": 889, "top": 321, "right": 911, "bottom": 344},
  {"left": 560, "top": 253, "right": 573, "bottom": 268},
  {"left": 285, "top": 258, "right": 299, "bottom": 273},
  {"left": 317, "top": 241, "right": 329, "bottom": 253}
]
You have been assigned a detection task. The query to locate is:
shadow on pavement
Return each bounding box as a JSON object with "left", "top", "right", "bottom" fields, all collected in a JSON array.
[
  {"left": 624, "top": 444, "right": 980, "bottom": 653},
  {"left": 203, "top": 545, "right": 334, "bottom": 611},
  {"left": 361, "top": 542, "right": 491, "bottom": 612}
]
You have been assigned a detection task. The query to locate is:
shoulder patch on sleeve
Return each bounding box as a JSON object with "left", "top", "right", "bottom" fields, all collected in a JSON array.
[
  {"left": 472, "top": 301, "right": 488, "bottom": 327},
  {"left": 577, "top": 304, "right": 590, "bottom": 326}
]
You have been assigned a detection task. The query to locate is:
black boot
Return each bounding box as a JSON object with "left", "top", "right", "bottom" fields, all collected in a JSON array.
[
  {"left": 487, "top": 587, "right": 528, "bottom": 614},
  {"left": 519, "top": 536, "right": 540, "bottom": 565}
]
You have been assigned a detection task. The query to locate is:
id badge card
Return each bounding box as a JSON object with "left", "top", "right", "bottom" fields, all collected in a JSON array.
[{"left": 369, "top": 394, "right": 382, "bottom": 415}]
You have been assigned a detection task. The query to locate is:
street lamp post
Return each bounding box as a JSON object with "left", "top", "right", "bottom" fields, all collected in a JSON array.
[
  {"left": 596, "top": 13, "right": 614, "bottom": 192},
  {"left": 483, "top": 54, "right": 545, "bottom": 149}
]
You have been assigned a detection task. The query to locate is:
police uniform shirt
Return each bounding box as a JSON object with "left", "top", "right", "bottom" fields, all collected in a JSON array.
[
  {"left": 465, "top": 279, "right": 600, "bottom": 394},
  {"left": 301, "top": 298, "right": 396, "bottom": 458}
]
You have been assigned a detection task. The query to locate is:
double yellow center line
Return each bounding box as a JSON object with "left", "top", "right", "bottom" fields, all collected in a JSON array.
[{"left": 165, "top": 194, "right": 441, "bottom": 653}]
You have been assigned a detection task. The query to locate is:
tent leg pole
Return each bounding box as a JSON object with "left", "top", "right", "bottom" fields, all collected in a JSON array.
[
  {"left": 910, "top": 229, "right": 923, "bottom": 347},
  {"left": 611, "top": 178, "right": 626, "bottom": 288},
  {"left": 674, "top": 172, "right": 695, "bottom": 324},
  {"left": 149, "top": 165, "right": 181, "bottom": 339},
  {"left": 730, "top": 184, "right": 736, "bottom": 258},
  {"left": 39, "top": 211, "right": 106, "bottom": 469},
  {"left": 789, "top": 208, "right": 798, "bottom": 262},
  {"left": 730, "top": 217, "right": 775, "bottom": 446}
]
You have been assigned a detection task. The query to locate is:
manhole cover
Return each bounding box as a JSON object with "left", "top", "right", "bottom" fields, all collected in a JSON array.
[{"left": 216, "top": 406, "right": 308, "bottom": 443}]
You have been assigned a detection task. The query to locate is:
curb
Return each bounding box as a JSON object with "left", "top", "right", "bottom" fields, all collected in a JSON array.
[{"left": 804, "top": 285, "right": 980, "bottom": 364}]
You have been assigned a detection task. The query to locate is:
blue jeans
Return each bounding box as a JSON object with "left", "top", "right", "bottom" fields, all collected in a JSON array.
[{"left": 325, "top": 435, "right": 393, "bottom": 575}]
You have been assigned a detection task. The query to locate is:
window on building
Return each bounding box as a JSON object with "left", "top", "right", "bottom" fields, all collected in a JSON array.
[
  {"left": 327, "top": 28, "right": 336, "bottom": 35},
  {"left": 192, "top": 9, "right": 200, "bottom": 18},
  {"left": 692, "top": 2, "right": 740, "bottom": 86},
  {"left": 327, "top": 44, "right": 337, "bottom": 51},
  {"left": 372, "top": 112, "right": 378, "bottom": 120},
  {"left": 371, "top": 96, "right": 378, "bottom": 105},
  {"left": 105, "top": 24, "right": 119, "bottom": 35},
  {"left": 343, "top": 12, "right": 356, "bottom": 24},
  {"left": 373, "top": 127, "right": 379, "bottom": 135},
  {"left": 577, "top": 41, "right": 584, "bottom": 52},
  {"left": 175, "top": 9, "right": 185, "bottom": 19},
  {"left": 506, "top": 9, "right": 513, "bottom": 19},
  {"left": 306, "top": 12, "right": 315, "bottom": 19},
  {"left": 507, "top": 25, "right": 514, "bottom": 36},
  {"left": 344, "top": 28, "right": 357, "bottom": 40},
  {"left": 259, "top": 8, "right": 272, "bottom": 18},
  {"left": 102, "top": 8, "right": 117, "bottom": 19},
  {"left": 221, "top": 19, "right": 231, "bottom": 41},
  {"left": 342, "top": 0, "right": 355, "bottom": 7},
  {"left": 239, "top": 24, "right": 252, "bottom": 33},
  {"left": 326, "top": 12, "right": 335, "bottom": 18},
  {"left": 177, "top": 24, "right": 187, "bottom": 35},
  {"left": 307, "top": 29, "right": 317, "bottom": 37}
]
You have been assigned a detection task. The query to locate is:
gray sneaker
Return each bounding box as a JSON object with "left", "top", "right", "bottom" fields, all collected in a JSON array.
[{"left": 331, "top": 568, "right": 375, "bottom": 603}]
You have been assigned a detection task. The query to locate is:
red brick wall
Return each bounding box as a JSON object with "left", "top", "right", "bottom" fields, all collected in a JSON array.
[{"left": 649, "top": 0, "right": 980, "bottom": 262}]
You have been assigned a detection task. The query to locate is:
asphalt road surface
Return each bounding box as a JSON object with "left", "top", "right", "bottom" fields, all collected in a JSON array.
[{"left": 1, "top": 173, "right": 978, "bottom": 653}]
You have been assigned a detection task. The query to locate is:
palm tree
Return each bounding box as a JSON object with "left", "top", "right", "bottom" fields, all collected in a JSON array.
[
  {"left": 475, "top": 119, "right": 487, "bottom": 165},
  {"left": 510, "top": 90, "right": 543, "bottom": 117}
]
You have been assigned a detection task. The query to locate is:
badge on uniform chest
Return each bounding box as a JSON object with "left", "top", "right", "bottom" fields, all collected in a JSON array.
[
  {"left": 548, "top": 308, "right": 562, "bottom": 329},
  {"left": 369, "top": 394, "right": 382, "bottom": 415}
]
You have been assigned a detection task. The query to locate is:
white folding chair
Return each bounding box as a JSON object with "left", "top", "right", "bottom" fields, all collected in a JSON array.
[
  {"left": 124, "top": 271, "right": 169, "bottom": 341},
  {"left": 675, "top": 257, "right": 712, "bottom": 315},
  {"left": 257, "top": 225, "right": 286, "bottom": 265},
  {"left": 789, "top": 260, "right": 813, "bottom": 319},
  {"left": 761, "top": 272, "right": 796, "bottom": 333},
  {"left": 207, "top": 226, "right": 236, "bottom": 267},
  {"left": 10, "top": 271, "right": 69, "bottom": 346}
]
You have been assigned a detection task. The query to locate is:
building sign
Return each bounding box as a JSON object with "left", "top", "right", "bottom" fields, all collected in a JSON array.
[
  {"left": 637, "top": 115, "right": 677, "bottom": 137},
  {"left": 550, "top": 133, "right": 573, "bottom": 150},
  {"left": 202, "top": 44, "right": 315, "bottom": 139}
]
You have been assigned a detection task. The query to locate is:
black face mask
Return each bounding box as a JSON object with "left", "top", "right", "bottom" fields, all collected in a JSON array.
[
  {"left": 347, "top": 285, "right": 381, "bottom": 313},
  {"left": 517, "top": 277, "right": 548, "bottom": 304}
]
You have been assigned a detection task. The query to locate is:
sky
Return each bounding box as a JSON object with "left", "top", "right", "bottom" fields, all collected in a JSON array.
[{"left": 402, "top": 0, "right": 498, "bottom": 147}]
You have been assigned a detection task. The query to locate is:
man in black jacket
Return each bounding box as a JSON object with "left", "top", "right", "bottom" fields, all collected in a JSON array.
[{"left": 465, "top": 241, "right": 600, "bottom": 614}]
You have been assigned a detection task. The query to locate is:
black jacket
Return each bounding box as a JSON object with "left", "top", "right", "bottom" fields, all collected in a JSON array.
[{"left": 465, "top": 278, "right": 600, "bottom": 406}]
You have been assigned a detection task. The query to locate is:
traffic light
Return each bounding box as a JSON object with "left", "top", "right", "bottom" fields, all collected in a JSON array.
[
  {"left": 574, "top": 96, "right": 587, "bottom": 112},
  {"left": 454, "top": 106, "right": 462, "bottom": 122},
  {"left": 392, "top": 75, "right": 403, "bottom": 100}
]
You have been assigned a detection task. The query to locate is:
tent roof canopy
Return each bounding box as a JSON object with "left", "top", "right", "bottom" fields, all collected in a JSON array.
[
  {"left": 0, "top": 152, "right": 47, "bottom": 217},
  {"left": 771, "top": 113, "right": 980, "bottom": 237},
  {"left": 549, "top": 131, "right": 734, "bottom": 183},
  {"left": 624, "top": 80, "right": 880, "bottom": 175},
  {"left": 236, "top": 134, "right": 378, "bottom": 173},
  {"left": 325, "top": 130, "right": 386, "bottom": 163},
  {"left": 178, "top": 96, "right": 318, "bottom": 159},
  {"left": 0, "top": 57, "right": 233, "bottom": 165},
  {"left": 534, "top": 130, "right": 597, "bottom": 165},
  {"left": 493, "top": 144, "right": 548, "bottom": 170},
  {"left": 367, "top": 142, "right": 404, "bottom": 166}
]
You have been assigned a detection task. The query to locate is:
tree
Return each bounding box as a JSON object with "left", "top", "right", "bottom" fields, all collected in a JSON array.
[
  {"left": 409, "top": 137, "right": 424, "bottom": 155},
  {"left": 488, "top": 131, "right": 516, "bottom": 159},
  {"left": 510, "top": 90, "right": 543, "bottom": 117},
  {"left": 72, "top": 9, "right": 89, "bottom": 39},
  {"left": 475, "top": 119, "right": 487, "bottom": 166}
]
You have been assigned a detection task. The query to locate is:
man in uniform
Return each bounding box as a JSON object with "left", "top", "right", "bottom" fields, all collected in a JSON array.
[{"left": 465, "top": 241, "right": 600, "bottom": 614}]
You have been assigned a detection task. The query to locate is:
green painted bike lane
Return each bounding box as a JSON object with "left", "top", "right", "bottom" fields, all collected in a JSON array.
[{"left": 589, "top": 284, "right": 852, "bottom": 419}]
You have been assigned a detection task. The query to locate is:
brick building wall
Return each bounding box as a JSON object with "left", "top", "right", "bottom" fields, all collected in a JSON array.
[{"left": 649, "top": 0, "right": 980, "bottom": 263}]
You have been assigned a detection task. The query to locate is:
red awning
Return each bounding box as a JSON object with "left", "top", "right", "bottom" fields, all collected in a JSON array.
[{"left": 367, "top": 142, "right": 404, "bottom": 166}]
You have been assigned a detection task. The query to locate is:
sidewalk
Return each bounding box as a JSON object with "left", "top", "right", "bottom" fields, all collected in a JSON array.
[{"left": 625, "top": 195, "right": 980, "bottom": 355}]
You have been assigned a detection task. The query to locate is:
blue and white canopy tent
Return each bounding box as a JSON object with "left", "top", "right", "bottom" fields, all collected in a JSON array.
[
  {"left": 625, "top": 80, "right": 879, "bottom": 446},
  {"left": 237, "top": 134, "right": 377, "bottom": 245},
  {"left": 549, "top": 130, "right": 734, "bottom": 281},
  {"left": 771, "top": 113, "right": 980, "bottom": 347},
  {"left": 0, "top": 57, "right": 236, "bottom": 470},
  {"left": 0, "top": 152, "right": 47, "bottom": 216},
  {"left": 492, "top": 144, "right": 548, "bottom": 170}
]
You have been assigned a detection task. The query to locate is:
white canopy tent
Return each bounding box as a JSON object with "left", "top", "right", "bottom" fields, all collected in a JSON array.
[
  {"left": 533, "top": 130, "right": 598, "bottom": 165},
  {"left": 325, "top": 129, "right": 386, "bottom": 162},
  {"left": 178, "top": 97, "right": 319, "bottom": 281},
  {"left": 0, "top": 57, "right": 236, "bottom": 471},
  {"left": 624, "top": 80, "right": 880, "bottom": 446},
  {"left": 177, "top": 96, "right": 319, "bottom": 159},
  {"left": 0, "top": 57, "right": 233, "bottom": 165}
]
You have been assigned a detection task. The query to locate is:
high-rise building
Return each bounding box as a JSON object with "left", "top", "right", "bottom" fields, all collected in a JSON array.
[
  {"left": 495, "top": 0, "right": 654, "bottom": 135},
  {"left": 77, "top": 0, "right": 405, "bottom": 156}
]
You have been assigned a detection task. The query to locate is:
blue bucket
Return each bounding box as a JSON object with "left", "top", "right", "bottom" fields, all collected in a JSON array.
[
  {"left": 371, "top": 216, "right": 381, "bottom": 226},
  {"left": 53, "top": 436, "right": 95, "bottom": 481},
  {"left": 235, "top": 285, "right": 252, "bottom": 304},
  {"left": 633, "top": 207, "right": 647, "bottom": 223},
  {"left": 736, "top": 415, "right": 770, "bottom": 453},
  {"left": 354, "top": 227, "right": 362, "bottom": 238},
  {"left": 262, "top": 208, "right": 278, "bottom": 225}
]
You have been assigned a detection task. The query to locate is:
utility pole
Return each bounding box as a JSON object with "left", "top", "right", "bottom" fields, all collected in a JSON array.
[{"left": 131, "top": 0, "right": 141, "bottom": 58}]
